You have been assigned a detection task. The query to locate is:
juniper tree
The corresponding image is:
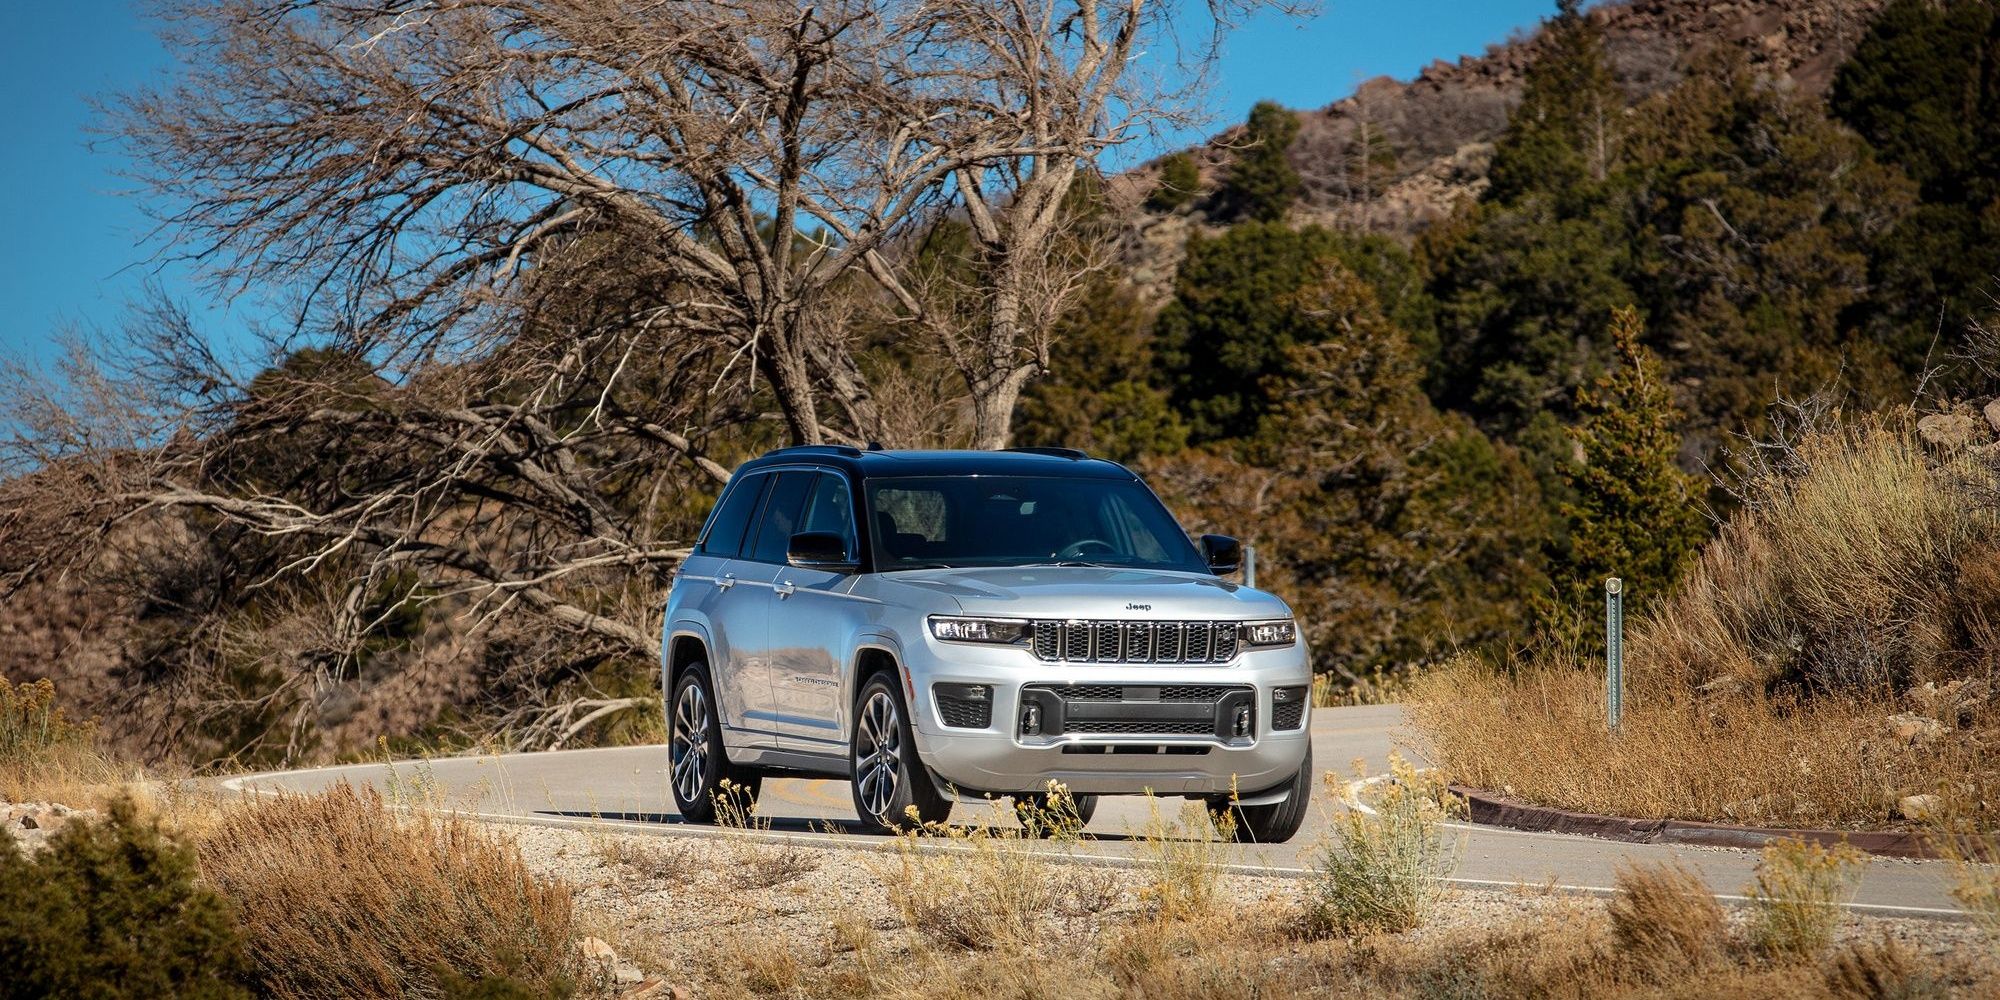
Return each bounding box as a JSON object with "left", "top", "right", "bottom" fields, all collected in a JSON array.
[
  {"left": 1550, "top": 307, "right": 1707, "bottom": 619},
  {"left": 1225, "top": 101, "right": 1303, "bottom": 221}
]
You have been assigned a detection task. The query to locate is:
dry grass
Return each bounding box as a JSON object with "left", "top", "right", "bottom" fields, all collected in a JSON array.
[
  {"left": 1136, "top": 797, "right": 1231, "bottom": 922},
  {"left": 1606, "top": 861, "right": 1727, "bottom": 978},
  {"left": 708, "top": 778, "right": 822, "bottom": 890},
  {"left": 594, "top": 835, "right": 701, "bottom": 884},
  {"left": 0, "top": 676, "right": 126, "bottom": 805},
  {"left": 1304, "top": 755, "right": 1462, "bottom": 935},
  {"left": 661, "top": 877, "right": 1997, "bottom": 1000},
  {"left": 1646, "top": 423, "right": 1999, "bottom": 694},
  {"left": 196, "top": 782, "right": 580, "bottom": 1000},
  {"left": 1410, "top": 654, "right": 2000, "bottom": 828},
  {"left": 877, "top": 803, "right": 1094, "bottom": 950},
  {"left": 1747, "top": 838, "right": 1868, "bottom": 959},
  {"left": 1411, "top": 422, "right": 2000, "bottom": 831},
  {"left": 1825, "top": 935, "right": 1946, "bottom": 1000}
]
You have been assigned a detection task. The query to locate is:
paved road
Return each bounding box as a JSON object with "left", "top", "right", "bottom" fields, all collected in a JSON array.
[{"left": 227, "top": 705, "right": 1968, "bottom": 918}]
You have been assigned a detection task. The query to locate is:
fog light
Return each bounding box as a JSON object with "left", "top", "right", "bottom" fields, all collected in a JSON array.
[
  {"left": 934, "top": 682, "right": 991, "bottom": 702},
  {"left": 1233, "top": 705, "right": 1252, "bottom": 737},
  {"left": 1022, "top": 703, "right": 1042, "bottom": 736}
]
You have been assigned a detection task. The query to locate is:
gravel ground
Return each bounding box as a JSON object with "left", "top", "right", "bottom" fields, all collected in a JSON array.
[{"left": 499, "top": 820, "right": 1997, "bottom": 991}]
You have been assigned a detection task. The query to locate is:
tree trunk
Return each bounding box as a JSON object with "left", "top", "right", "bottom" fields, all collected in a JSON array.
[
  {"left": 759, "top": 314, "right": 825, "bottom": 446},
  {"left": 968, "top": 363, "right": 1040, "bottom": 450}
]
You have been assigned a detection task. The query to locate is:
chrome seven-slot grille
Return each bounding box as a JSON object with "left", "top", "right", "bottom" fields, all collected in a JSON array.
[{"left": 1030, "top": 620, "right": 1238, "bottom": 664}]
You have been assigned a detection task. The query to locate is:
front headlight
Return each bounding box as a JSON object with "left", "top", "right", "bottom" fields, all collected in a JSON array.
[
  {"left": 929, "top": 615, "right": 1031, "bottom": 644},
  {"left": 1239, "top": 619, "right": 1297, "bottom": 647}
]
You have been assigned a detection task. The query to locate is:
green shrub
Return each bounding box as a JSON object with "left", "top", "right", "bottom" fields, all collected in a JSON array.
[
  {"left": 1305, "top": 755, "right": 1463, "bottom": 935},
  {"left": 0, "top": 797, "right": 250, "bottom": 999},
  {"left": 1747, "top": 839, "right": 1867, "bottom": 958}
]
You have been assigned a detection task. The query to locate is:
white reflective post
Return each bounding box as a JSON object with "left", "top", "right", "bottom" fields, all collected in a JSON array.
[{"left": 1244, "top": 545, "right": 1257, "bottom": 589}]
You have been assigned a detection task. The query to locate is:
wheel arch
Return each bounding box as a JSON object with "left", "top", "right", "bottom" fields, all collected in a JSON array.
[
  {"left": 664, "top": 624, "right": 713, "bottom": 704},
  {"left": 849, "top": 638, "right": 910, "bottom": 711}
]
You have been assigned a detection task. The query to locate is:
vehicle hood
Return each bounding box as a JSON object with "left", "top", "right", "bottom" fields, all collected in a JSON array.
[{"left": 878, "top": 566, "right": 1291, "bottom": 621}]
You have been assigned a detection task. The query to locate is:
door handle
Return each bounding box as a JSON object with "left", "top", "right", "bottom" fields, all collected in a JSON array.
[
  {"left": 718, "top": 573, "right": 736, "bottom": 590},
  {"left": 773, "top": 581, "right": 795, "bottom": 598}
]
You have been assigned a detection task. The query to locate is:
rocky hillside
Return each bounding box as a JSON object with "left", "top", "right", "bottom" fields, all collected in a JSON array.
[{"left": 1120, "top": 0, "right": 1891, "bottom": 286}]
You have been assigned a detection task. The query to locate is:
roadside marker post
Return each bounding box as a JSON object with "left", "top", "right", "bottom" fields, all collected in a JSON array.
[
  {"left": 1605, "top": 577, "right": 1624, "bottom": 732},
  {"left": 1244, "top": 545, "right": 1257, "bottom": 588}
]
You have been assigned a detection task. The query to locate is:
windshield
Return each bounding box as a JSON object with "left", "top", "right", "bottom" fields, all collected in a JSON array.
[{"left": 864, "top": 475, "right": 1209, "bottom": 573}]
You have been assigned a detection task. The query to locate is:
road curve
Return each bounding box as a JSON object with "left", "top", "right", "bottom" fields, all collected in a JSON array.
[{"left": 226, "top": 705, "right": 1968, "bottom": 919}]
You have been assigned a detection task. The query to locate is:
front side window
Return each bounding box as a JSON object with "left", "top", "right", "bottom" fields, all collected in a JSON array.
[
  {"left": 746, "top": 471, "right": 815, "bottom": 564},
  {"left": 864, "top": 476, "right": 1207, "bottom": 572},
  {"left": 797, "top": 472, "right": 857, "bottom": 559}
]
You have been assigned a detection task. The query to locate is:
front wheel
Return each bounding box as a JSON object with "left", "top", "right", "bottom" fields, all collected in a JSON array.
[
  {"left": 667, "top": 664, "right": 761, "bottom": 824},
  {"left": 849, "top": 673, "right": 952, "bottom": 833},
  {"left": 1207, "top": 744, "right": 1313, "bottom": 844}
]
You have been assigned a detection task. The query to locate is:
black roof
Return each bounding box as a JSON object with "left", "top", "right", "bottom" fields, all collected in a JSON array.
[{"left": 733, "top": 446, "right": 1136, "bottom": 481}]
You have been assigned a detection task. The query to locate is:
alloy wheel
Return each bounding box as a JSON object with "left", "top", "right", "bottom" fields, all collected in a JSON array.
[
  {"left": 853, "top": 689, "right": 902, "bottom": 821},
  {"left": 670, "top": 682, "right": 711, "bottom": 806}
]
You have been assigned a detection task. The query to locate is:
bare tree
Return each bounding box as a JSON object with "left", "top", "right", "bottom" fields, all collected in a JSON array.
[{"left": 112, "top": 0, "right": 1287, "bottom": 448}]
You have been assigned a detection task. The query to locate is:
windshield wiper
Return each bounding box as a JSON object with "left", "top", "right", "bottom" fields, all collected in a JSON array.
[
  {"left": 1021, "top": 560, "right": 1115, "bottom": 568},
  {"left": 884, "top": 562, "right": 955, "bottom": 570}
]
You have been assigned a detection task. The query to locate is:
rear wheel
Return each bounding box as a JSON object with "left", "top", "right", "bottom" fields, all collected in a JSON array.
[
  {"left": 1206, "top": 744, "right": 1313, "bottom": 844},
  {"left": 849, "top": 673, "right": 952, "bottom": 833},
  {"left": 667, "top": 664, "right": 761, "bottom": 824}
]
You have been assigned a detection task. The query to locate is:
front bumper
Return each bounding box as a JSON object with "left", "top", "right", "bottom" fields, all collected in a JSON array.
[{"left": 904, "top": 637, "right": 1312, "bottom": 797}]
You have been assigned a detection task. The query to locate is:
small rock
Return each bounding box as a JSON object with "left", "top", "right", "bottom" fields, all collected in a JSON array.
[
  {"left": 613, "top": 963, "right": 645, "bottom": 986},
  {"left": 1917, "top": 412, "right": 1984, "bottom": 450},
  {"left": 1985, "top": 397, "right": 2000, "bottom": 437},
  {"left": 1897, "top": 794, "right": 1943, "bottom": 823},
  {"left": 1909, "top": 678, "right": 1991, "bottom": 727},
  {"left": 618, "top": 982, "right": 674, "bottom": 1000},
  {"left": 1885, "top": 712, "right": 1947, "bottom": 747},
  {"left": 577, "top": 936, "right": 618, "bottom": 966}
]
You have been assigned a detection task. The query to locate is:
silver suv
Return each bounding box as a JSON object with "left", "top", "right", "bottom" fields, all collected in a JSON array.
[{"left": 661, "top": 446, "right": 1314, "bottom": 842}]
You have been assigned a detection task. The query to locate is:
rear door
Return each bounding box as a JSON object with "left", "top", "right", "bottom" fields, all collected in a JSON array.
[
  {"left": 689, "top": 472, "right": 782, "bottom": 748},
  {"left": 767, "top": 471, "right": 864, "bottom": 753}
]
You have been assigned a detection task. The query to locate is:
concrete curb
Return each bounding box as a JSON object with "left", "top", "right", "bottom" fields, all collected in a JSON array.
[{"left": 1450, "top": 785, "right": 1993, "bottom": 861}]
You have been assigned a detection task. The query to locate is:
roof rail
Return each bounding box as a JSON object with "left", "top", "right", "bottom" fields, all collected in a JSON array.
[
  {"left": 766, "top": 444, "right": 863, "bottom": 458},
  {"left": 1001, "top": 446, "right": 1090, "bottom": 460}
]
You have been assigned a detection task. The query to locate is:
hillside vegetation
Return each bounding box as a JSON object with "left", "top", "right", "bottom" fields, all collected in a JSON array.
[{"left": 1413, "top": 420, "right": 2000, "bottom": 829}]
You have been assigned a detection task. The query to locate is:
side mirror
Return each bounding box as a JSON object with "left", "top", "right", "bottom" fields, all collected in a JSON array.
[
  {"left": 1199, "top": 534, "right": 1241, "bottom": 575},
  {"left": 788, "top": 531, "right": 859, "bottom": 572}
]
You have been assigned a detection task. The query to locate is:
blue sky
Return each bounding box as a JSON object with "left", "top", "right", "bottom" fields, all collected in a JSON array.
[{"left": 0, "top": 0, "right": 1566, "bottom": 362}]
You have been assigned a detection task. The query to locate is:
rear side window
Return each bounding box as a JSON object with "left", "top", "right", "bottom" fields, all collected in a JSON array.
[
  {"left": 746, "top": 471, "right": 816, "bottom": 564},
  {"left": 697, "top": 473, "right": 768, "bottom": 558}
]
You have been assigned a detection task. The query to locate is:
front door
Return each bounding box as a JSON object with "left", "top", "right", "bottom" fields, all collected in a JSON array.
[
  {"left": 729, "top": 469, "right": 819, "bottom": 740},
  {"left": 767, "top": 471, "right": 863, "bottom": 754}
]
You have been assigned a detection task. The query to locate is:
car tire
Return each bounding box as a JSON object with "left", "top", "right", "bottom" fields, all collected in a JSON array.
[
  {"left": 667, "top": 663, "right": 761, "bottom": 824},
  {"left": 1014, "top": 789, "right": 1099, "bottom": 836},
  {"left": 849, "top": 672, "right": 952, "bottom": 833},
  {"left": 1207, "top": 744, "right": 1313, "bottom": 844}
]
